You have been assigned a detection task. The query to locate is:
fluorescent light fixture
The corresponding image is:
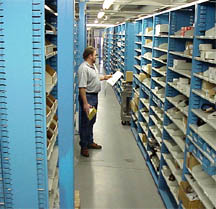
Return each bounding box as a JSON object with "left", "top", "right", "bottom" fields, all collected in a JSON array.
[
  {"left": 87, "top": 23, "right": 115, "bottom": 28},
  {"left": 103, "top": 0, "right": 115, "bottom": 10},
  {"left": 45, "top": 5, "right": 57, "bottom": 16},
  {"left": 94, "top": 19, "right": 99, "bottom": 23},
  {"left": 44, "top": 5, "right": 52, "bottom": 11},
  {"left": 97, "top": 11, "right": 105, "bottom": 19}
]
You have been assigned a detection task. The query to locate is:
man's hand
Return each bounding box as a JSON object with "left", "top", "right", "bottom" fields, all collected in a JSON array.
[
  {"left": 83, "top": 103, "right": 92, "bottom": 115},
  {"left": 103, "top": 75, "right": 112, "bottom": 80}
]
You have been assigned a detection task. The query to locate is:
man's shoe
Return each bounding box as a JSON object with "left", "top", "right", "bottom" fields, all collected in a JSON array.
[
  {"left": 88, "top": 143, "right": 102, "bottom": 149},
  {"left": 81, "top": 148, "right": 89, "bottom": 157}
]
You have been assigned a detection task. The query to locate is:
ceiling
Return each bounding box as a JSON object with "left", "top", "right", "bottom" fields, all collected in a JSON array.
[{"left": 76, "top": 0, "right": 197, "bottom": 27}]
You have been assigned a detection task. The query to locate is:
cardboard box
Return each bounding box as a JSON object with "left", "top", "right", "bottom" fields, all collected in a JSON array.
[
  {"left": 159, "top": 66, "right": 166, "bottom": 71},
  {"left": 199, "top": 44, "right": 212, "bottom": 51},
  {"left": 142, "top": 133, "right": 147, "bottom": 143},
  {"left": 50, "top": 120, "right": 58, "bottom": 133},
  {"left": 46, "top": 106, "right": 52, "bottom": 122},
  {"left": 46, "top": 64, "right": 57, "bottom": 84},
  {"left": 178, "top": 181, "right": 204, "bottom": 209},
  {"left": 202, "top": 80, "right": 216, "bottom": 90},
  {"left": 173, "top": 60, "right": 192, "bottom": 70},
  {"left": 139, "top": 73, "right": 148, "bottom": 82},
  {"left": 134, "top": 92, "right": 139, "bottom": 106},
  {"left": 46, "top": 97, "right": 55, "bottom": 111},
  {"left": 205, "top": 51, "right": 216, "bottom": 60},
  {"left": 45, "top": 40, "right": 56, "bottom": 55},
  {"left": 183, "top": 116, "right": 187, "bottom": 130},
  {"left": 206, "top": 87, "right": 216, "bottom": 98},
  {"left": 209, "top": 67, "right": 216, "bottom": 80},
  {"left": 186, "top": 153, "right": 199, "bottom": 171},
  {"left": 145, "top": 64, "right": 152, "bottom": 75},
  {"left": 126, "top": 71, "right": 133, "bottom": 82},
  {"left": 47, "top": 94, "right": 58, "bottom": 110},
  {"left": 130, "top": 99, "right": 138, "bottom": 113},
  {"left": 179, "top": 78, "right": 190, "bottom": 84}
]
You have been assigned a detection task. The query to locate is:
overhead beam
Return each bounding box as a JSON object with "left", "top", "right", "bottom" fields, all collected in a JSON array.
[{"left": 85, "top": 9, "right": 150, "bottom": 14}]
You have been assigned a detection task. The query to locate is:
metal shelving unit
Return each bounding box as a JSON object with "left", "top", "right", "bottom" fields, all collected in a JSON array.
[
  {"left": 105, "top": 0, "right": 216, "bottom": 208},
  {"left": 104, "top": 23, "right": 135, "bottom": 104},
  {"left": 3, "top": 0, "right": 78, "bottom": 208}
]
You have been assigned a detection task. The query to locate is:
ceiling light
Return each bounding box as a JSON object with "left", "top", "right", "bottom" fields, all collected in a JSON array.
[
  {"left": 97, "top": 11, "right": 105, "bottom": 19},
  {"left": 103, "top": 0, "right": 115, "bottom": 10},
  {"left": 94, "top": 19, "right": 99, "bottom": 24}
]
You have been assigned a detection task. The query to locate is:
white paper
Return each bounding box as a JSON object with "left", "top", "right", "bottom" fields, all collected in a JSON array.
[{"left": 106, "top": 71, "right": 123, "bottom": 86}]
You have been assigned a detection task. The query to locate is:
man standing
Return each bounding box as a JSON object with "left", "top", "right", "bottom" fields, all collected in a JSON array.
[{"left": 78, "top": 46, "right": 111, "bottom": 157}]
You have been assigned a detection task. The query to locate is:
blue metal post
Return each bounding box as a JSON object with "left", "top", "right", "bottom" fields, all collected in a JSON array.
[
  {"left": 4, "top": 0, "right": 48, "bottom": 208},
  {"left": 78, "top": 0, "right": 87, "bottom": 132},
  {"left": 78, "top": 0, "right": 87, "bottom": 66},
  {"left": 58, "top": 0, "right": 75, "bottom": 208}
]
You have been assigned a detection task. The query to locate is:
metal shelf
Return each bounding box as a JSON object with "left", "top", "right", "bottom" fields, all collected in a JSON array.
[
  {"left": 168, "top": 67, "right": 191, "bottom": 79},
  {"left": 152, "top": 67, "right": 166, "bottom": 76},
  {"left": 153, "top": 47, "right": 168, "bottom": 53},
  {"left": 168, "top": 82, "right": 190, "bottom": 98},
  {"left": 165, "top": 111, "right": 186, "bottom": 135},
  {"left": 169, "top": 51, "right": 192, "bottom": 59},
  {"left": 170, "top": 35, "right": 193, "bottom": 39}
]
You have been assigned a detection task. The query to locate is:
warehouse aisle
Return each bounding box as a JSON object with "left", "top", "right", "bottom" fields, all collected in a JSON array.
[{"left": 75, "top": 81, "right": 165, "bottom": 209}]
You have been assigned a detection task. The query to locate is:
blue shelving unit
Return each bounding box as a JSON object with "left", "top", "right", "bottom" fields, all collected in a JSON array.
[
  {"left": 2, "top": 0, "right": 78, "bottom": 208},
  {"left": 104, "top": 1, "right": 216, "bottom": 208},
  {"left": 103, "top": 27, "right": 114, "bottom": 74},
  {"left": 104, "top": 22, "right": 135, "bottom": 104}
]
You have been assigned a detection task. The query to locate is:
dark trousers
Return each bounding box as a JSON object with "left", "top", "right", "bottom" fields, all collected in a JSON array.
[{"left": 79, "top": 93, "right": 98, "bottom": 149}]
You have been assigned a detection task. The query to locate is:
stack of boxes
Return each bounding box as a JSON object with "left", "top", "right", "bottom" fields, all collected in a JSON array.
[
  {"left": 199, "top": 44, "right": 216, "bottom": 61},
  {"left": 174, "top": 26, "right": 194, "bottom": 37},
  {"left": 172, "top": 77, "right": 190, "bottom": 97},
  {"left": 173, "top": 59, "right": 192, "bottom": 73},
  {"left": 142, "top": 63, "right": 152, "bottom": 75},
  {"left": 205, "top": 24, "right": 216, "bottom": 37},
  {"left": 178, "top": 153, "right": 205, "bottom": 209},
  {"left": 201, "top": 66, "right": 216, "bottom": 82},
  {"left": 202, "top": 80, "right": 216, "bottom": 101}
]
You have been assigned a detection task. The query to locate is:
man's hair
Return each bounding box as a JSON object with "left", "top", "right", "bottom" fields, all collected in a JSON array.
[{"left": 83, "top": 46, "right": 96, "bottom": 60}]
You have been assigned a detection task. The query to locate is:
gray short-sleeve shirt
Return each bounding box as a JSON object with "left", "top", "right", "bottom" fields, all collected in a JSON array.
[{"left": 78, "top": 61, "right": 101, "bottom": 93}]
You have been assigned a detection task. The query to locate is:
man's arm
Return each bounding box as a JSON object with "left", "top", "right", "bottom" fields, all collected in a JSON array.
[
  {"left": 79, "top": 87, "right": 91, "bottom": 115},
  {"left": 100, "top": 75, "right": 112, "bottom": 81}
]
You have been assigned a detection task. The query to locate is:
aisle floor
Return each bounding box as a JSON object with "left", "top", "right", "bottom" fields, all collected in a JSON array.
[{"left": 75, "top": 82, "right": 165, "bottom": 209}]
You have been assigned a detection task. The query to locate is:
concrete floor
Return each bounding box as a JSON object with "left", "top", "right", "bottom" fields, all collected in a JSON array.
[{"left": 74, "top": 82, "right": 165, "bottom": 209}]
